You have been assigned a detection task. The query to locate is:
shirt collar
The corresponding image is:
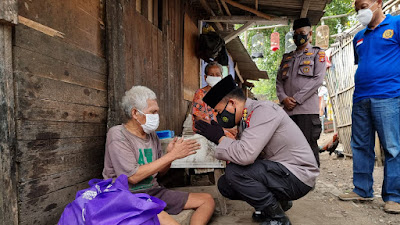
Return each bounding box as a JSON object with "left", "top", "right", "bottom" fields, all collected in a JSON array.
[{"left": 364, "top": 14, "right": 392, "bottom": 33}]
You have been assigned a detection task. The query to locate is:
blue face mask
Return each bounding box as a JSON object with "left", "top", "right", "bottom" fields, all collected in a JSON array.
[{"left": 216, "top": 102, "right": 236, "bottom": 128}]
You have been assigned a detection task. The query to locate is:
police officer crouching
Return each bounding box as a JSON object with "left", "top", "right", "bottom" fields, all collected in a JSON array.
[{"left": 195, "top": 75, "right": 319, "bottom": 225}]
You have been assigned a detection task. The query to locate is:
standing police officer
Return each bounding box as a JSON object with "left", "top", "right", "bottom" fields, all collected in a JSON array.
[
  {"left": 195, "top": 75, "right": 319, "bottom": 225},
  {"left": 276, "top": 18, "right": 326, "bottom": 166}
]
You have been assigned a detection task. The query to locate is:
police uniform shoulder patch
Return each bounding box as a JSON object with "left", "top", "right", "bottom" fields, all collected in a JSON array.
[
  {"left": 318, "top": 51, "right": 326, "bottom": 62},
  {"left": 383, "top": 29, "right": 394, "bottom": 39}
]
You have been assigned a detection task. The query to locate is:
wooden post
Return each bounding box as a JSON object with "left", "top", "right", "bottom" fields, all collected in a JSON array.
[
  {"left": 106, "top": 0, "right": 128, "bottom": 128},
  {"left": 0, "top": 24, "right": 18, "bottom": 225}
]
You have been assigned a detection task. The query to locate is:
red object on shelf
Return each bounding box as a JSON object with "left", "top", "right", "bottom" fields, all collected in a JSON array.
[{"left": 271, "top": 32, "right": 280, "bottom": 52}]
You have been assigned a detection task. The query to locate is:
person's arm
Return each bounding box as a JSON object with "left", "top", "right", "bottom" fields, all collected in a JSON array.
[
  {"left": 192, "top": 90, "right": 208, "bottom": 126},
  {"left": 215, "top": 105, "right": 282, "bottom": 166},
  {"left": 128, "top": 138, "right": 199, "bottom": 184},
  {"left": 276, "top": 56, "right": 289, "bottom": 103},
  {"left": 292, "top": 50, "right": 326, "bottom": 104},
  {"left": 158, "top": 137, "right": 178, "bottom": 176}
]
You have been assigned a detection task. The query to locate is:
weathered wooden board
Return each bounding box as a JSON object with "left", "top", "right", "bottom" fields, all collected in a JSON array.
[
  {"left": 183, "top": 13, "right": 200, "bottom": 101},
  {"left": 18, "top": 181, "right": 89, "bottom": 225},
  {"left": 15, "top": 72, "right": 107, "bottom": 108},
  {"left": 18, "top": 0, "right": 105, "bottom": 57},
  {"left": 14, "top": 47, "right": 107, "bottom": 91},
  {"left": 14, "top": 25, "right": 106, "bottom": 75},
  {"left": 17, "top": 98, "right": 107, "bottom": 124},
  {"left": 16, "top": 137, "right": 105, "bottom": 163},
  {"left": 18, "top": 165, "right": 103, "bottom": 202},
  {"left": 16, "top": 120, "right": 106, "bottom": 141},
  {"left": 0, "top": 24, "right": 18, "bottom": 225},
  {"left": 18, "top": 144, "right": 104, "bottom": 181}
]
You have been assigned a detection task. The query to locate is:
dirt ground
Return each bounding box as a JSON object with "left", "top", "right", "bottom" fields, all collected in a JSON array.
[{"left": 207, "top": 132, "right": 400, "bottom": 225}]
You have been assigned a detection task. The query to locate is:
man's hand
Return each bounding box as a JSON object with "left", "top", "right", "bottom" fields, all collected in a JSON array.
[
  {"left": 195, "top": 120, "right": 225, "bottom": 144},
  {"left": 168, "top": 137, "right": 200, "bottom": 160},
  {"left": 282, "top": 97, "right": 297, "bottom": 111},
  {"left": 166, "top": 137, "right": 178, "bottom": 153}
]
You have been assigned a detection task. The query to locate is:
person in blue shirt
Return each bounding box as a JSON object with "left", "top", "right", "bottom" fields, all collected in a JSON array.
[{"left": 338, "top": 0, "right": 400, "bottom": 214}]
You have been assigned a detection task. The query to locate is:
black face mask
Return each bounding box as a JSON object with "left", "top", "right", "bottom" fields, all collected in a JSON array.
[
  {"left": 217, "top": 102, "right": 236, "bottom": 128},
  {"left": 293, "top": 33, "right": 309, "bottom": 47}
]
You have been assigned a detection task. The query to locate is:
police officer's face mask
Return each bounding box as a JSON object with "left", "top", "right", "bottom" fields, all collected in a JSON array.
[
  {"left": 217, "top": 101, "right": 236, "bottom": 128},
  {"left": 293, "top": 33, "right": 310, "bottom": 47}
]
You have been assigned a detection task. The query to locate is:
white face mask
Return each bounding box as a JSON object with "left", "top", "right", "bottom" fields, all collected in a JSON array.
[
  {"left": 357, "top": 1, "right": 378, "bottom": 27},
  {"left": 206, "top": 76, "right": 222, "bottom": 87},
  {"left": 137, "top": 110, "right": 160, "bottom": 134}
]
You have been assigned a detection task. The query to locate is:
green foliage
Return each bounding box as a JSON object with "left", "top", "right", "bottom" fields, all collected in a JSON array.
[{"left": 238, "top": 0, "right": 355, "bottom": 101}]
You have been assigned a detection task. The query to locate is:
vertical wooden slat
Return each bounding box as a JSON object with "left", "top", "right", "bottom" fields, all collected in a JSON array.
[
  {"left": 0, "top": 24, "right": 18, "bottom": 225},
  {"left": 153, "top": 0, "right": 158, "bottom": 27}
]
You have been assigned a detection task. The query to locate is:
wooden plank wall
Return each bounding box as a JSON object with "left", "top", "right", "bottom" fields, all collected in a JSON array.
[
  {"left": 183, "top": 13, "right": 200, "bottom": 101},
  {"left": 0, "top": 24, "right": 18, "bottom": 225},
  {"left": 13, "top": 0, "right": 107, "bottom": 224},
  {"left": 107, "top": 0, "right": 189, "bottom": 133}
]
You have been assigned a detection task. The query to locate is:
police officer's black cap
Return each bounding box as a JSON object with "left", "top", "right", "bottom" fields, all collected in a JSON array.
[
  {"left": 203, "top": 75, "right": 236, "bottom": 108},
  {"left": 293, "top": 18, "right": 311, "bottom": 30}
]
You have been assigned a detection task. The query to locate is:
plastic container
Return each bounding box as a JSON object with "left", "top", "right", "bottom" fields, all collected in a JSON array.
[{"left": 156, "top": 130, "right": 175, "bottom": 139}]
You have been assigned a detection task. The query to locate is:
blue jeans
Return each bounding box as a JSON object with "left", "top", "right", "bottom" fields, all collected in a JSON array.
[{"left": 351, "top": 97, "right": 400, "bottom": 203}]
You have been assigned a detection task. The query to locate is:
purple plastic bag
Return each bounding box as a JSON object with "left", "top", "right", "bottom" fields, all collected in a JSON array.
[{"left": 58, "top": 174, "right": 166, "bottom": 225}]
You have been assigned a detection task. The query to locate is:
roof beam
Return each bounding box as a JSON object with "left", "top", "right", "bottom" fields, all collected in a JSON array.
[
  {"left": 222, "top": 0, "right": 273, "bottom": 20},
  {"left": 224, "top": 21, "right": 255, "bottom": 44},
  {"left": 199, "top": 0, "right": 224, "bottom": 30},
  {"left": 203, "top": 16, "right": 288, "bottom": 25},
  {"left": 215, "top": 0, "right": 224, "bottom": 15},
  {"left": 220, "top": 0, "right": 232, "bottom": 16},
  {"left": 300, "top": 0, "right": 311, "bottom": 18},
  {"left": 248, "top": 24, "right": 288, "bottom": 31},
  {"left": 235, "top": 63, "right": 245, "bottom": 83}
]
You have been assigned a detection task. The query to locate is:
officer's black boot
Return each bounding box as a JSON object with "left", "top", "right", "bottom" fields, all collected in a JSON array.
[
  {"left": 252, "top": 210, "right": 266, "bottom": 222},
  {"left": 260, "top": 203, "right": 292, "bottom": 225},
  {"left": 279, "top": 200, "right": 293, "bottom": 212}
]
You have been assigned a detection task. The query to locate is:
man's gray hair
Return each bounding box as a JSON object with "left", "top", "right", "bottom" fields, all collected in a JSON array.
[
  {"left": 121, "top": 86, "right": 157, "bottom": 118},
  {"left": 204, "top": 61, "right": 223, "bottom": 75}
]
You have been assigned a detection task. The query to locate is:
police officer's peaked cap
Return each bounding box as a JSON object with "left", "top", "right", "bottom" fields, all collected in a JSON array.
[
  {"left": 203, "top": 75, "right": 236, "bottom": 108},
  {"left": 293, "top": 18, "right": 311, "bottom": 30}
]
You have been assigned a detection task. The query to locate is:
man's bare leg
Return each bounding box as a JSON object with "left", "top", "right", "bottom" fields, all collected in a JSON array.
[
  {"left": 158, "top": 211, "right": 180, "bottom": 225},
  {"left": 183, "top": 193, "right": 215, "bottom": 225}
]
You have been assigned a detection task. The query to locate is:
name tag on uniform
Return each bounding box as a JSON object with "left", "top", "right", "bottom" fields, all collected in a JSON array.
[{"left": 356, "top": 38, "right": 364, "bottom": 47}]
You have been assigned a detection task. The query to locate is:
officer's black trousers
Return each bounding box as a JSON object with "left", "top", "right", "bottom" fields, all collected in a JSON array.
[
  {"left": 218, "top": 160, "right": 311, "bottom": 211},
  {"left": 290, "top": 114, "right": 322, "bottom": 167}
]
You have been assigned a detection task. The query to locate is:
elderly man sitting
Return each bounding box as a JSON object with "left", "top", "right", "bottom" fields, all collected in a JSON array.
[{"left": 103, "top": 86, "right": 215, "bottom": 225}]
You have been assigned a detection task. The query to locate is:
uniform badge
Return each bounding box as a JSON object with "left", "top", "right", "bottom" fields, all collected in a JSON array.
[
  {"left": 282, "top": 64, "right": 289, "bottom": 69},
  {"left": 303, "top": 61, "right": 311, "bottom": 65},
  {"left": 383, "top": 29, "right": 394, "bottom": 39},
  {"left": 306, "top": 52, "right": 314, "bottom": 56},
  {"left": 303, "top": 66, "right": 311, "bottom": 73},
  {"left": 282, "top": 71, "right": 288, "bottom": 76},
  {"left": 318, "top": 51, "right": 326, "bottom": 62},
  {"left": 285, "top": 56, "right": 292, "bottom": 60}
]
